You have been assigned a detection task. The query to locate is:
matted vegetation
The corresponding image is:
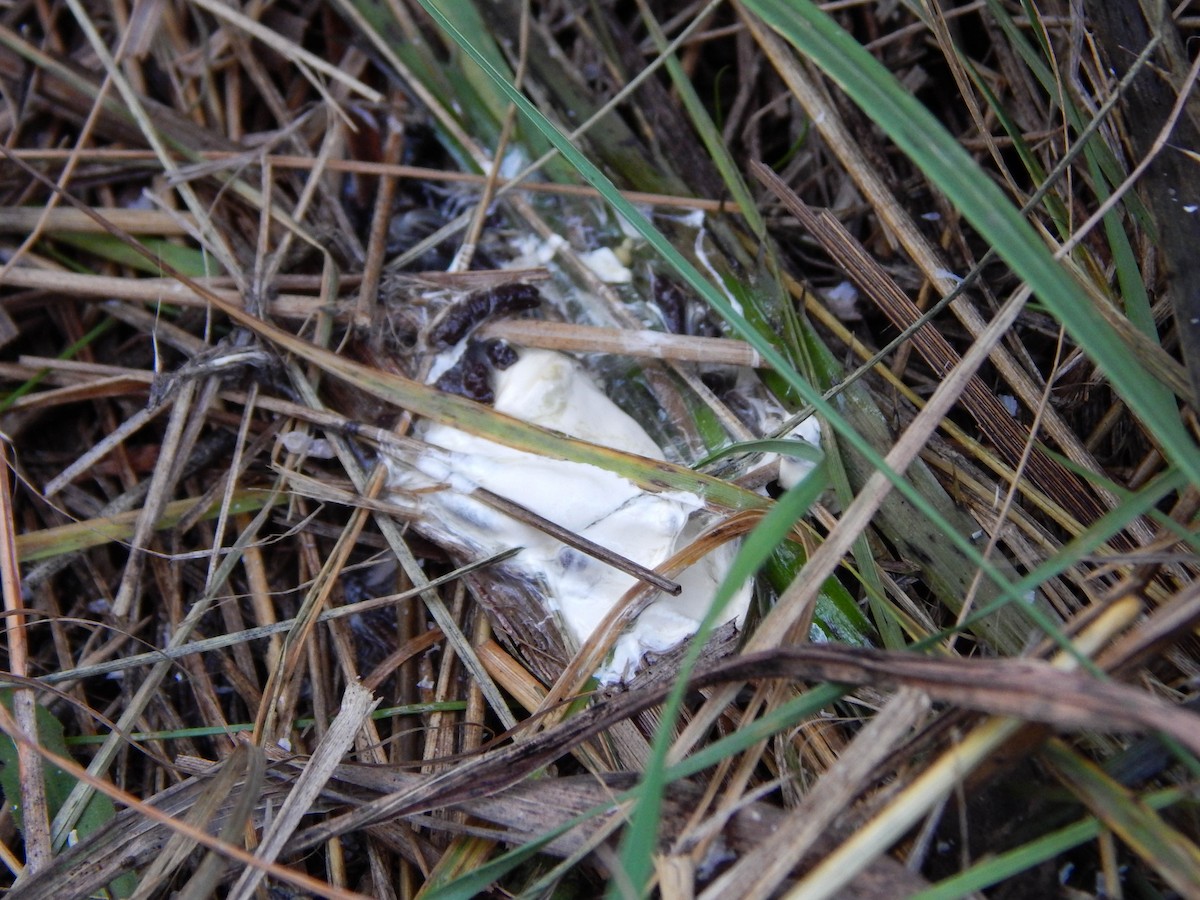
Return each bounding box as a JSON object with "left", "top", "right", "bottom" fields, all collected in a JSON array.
[{"left": 1, "top": 0, "right": 1199, "bottom": 897}]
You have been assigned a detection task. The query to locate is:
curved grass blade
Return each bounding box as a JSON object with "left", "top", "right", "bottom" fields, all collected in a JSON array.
[
  {"left": 612, "top": 461, "right": 829, "bottom": 896},
  {"left": 634, "top": 0, "right": 765, "bottom": 237}
]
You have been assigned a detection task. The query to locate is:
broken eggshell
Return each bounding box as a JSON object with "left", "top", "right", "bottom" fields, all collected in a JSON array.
[{"left": 389, "top": 348, "right": 752, "bottom": 684}]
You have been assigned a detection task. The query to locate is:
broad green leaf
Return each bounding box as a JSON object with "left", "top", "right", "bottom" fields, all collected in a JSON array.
[{"left": 0, "top": 693, "right": 135, "bottom": 896}]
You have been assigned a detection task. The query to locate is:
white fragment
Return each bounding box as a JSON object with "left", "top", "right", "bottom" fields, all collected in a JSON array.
[
  {"left": 921, "top": 211, "right": 941, "bottom": 221},
  {"left": 823, "top": 280, "right": 861, "bottom": 321},
  {"left": 694, "top": 229, "right": 743, "bottom": 315},
  {"left": 934, "top": 268, "right": 963, "bottom": 286},
  {"left": 425, "top": 338, "right": 467, "bottom": 385},
  {"left": 778, "top": 417, "right": 823, "bottom": 490},
  {"left": 579, "top": 247, "right": 632, "bottom": 283},
  {"left": 696, "top": 839, "right": 736, "bottom": 880},
  {"left": 416, "top": 677, "right": 435, "bottom": 690},
  {"left": 617, "top": 205, "right": 654, "bottom": 239},
  {"left": 999, "top": 394, "right": 1019, "bottom": 417},
  {"left": 510, "top": 233, "right": 566, "bottom": 267},
  {"left": 1185, "top": 204, "right": 1198, "bottom": 213},
  {"left": 538, "top": 234, "right": 568, "bottom": 263},
  {"left": 489, "top": 349, "right": 662, "bottom": 453},
  {"left": 277, "top": 737, "right": 292, "bottom": 752},
  {"left": 391, "top": 349, "right": 751, "bottom": 683},
  {"left": 279, "top": 431, "right": 336, "bottom": 459},
  {"left": 499, "top": 147, "right": 528, "bottom": 180}
]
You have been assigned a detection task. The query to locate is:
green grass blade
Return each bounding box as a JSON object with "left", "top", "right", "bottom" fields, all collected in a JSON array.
[
  {"left": 0, "top": 316, "right": 115, "bottom": 414},
  {"left": 14, "top": 490, "right": 273, "bottom": 563},
  {"left": 697, "top": 437, "right": 824, "bottom": 468},
  {"left": 611, "top": 461, "right": 830, "bottom": 895},
  {"left": 636, "top": 2, "right": 765, "bottom": 236},
  {"left": 938, "top": 467, "right": 1187, "bottom": 645},
  {"left": 51, "top": 233, "right": 220, "bottom": 277},
  {"left": 64, "top": 702, "right": 469, "bottom": 745},
  {"left": 1042, "top": 741, "right": 1200, "bottom": 896},
  {"left": 913, "top": 788, "right": 1187, "bottom": 899}
]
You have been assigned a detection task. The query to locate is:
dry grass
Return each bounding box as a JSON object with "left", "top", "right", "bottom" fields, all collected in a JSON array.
[{"left": 1, "top": 0, "right": 1199, "bottom": 897}]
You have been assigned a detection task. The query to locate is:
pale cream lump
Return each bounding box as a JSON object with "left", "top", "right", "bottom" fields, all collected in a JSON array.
[{"left": 394, "top": 348, "right": 751, "bottom": 682}]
